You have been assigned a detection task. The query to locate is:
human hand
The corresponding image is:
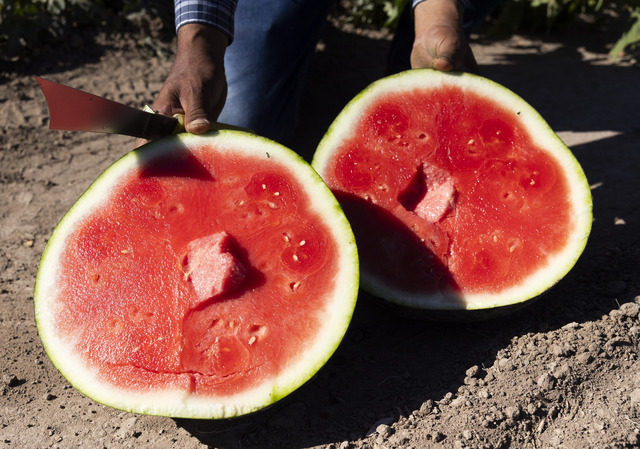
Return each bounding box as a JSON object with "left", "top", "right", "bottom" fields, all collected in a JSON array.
[
  {"left": 136, "top": 24, "right": 228, "bottom": 147},
  {"left": 411, "top": 0, "right": 478, "bottom": 73}
]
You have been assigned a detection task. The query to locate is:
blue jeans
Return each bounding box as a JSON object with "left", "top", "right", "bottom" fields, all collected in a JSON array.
[{"left": 218, "top": 0, "right": 505, "bottom": 144}]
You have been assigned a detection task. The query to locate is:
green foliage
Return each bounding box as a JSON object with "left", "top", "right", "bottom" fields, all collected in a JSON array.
[
  {"left": 347, "top": 0, "right": 409, "bottom": 29},
  {"left": 0, "top": 0, "right": 107, "bottom": 56},
  {"left": 489, "top": 0, "right": 640, "bottom": 60},
  {"left": 0, "top": 0, "right": 174, "bottom": 60},
  {"left": 609, "top": 2, "right": 640, "bottom": 60},
  {"left": 489, "top": 0, "right": 606, "bottom": 35}
]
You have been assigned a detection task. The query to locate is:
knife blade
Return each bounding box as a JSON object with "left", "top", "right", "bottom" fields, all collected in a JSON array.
[{"left": 35, "top": 76, "right": 179, "bottom": 140}]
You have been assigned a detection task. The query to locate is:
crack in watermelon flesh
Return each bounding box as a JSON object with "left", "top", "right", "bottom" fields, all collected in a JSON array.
[
  {"left": 326, "top": 85, "right": 572, "bottom": 298},
  {"left": 52, "top": 147, "right": 338, "bottom": 396}
]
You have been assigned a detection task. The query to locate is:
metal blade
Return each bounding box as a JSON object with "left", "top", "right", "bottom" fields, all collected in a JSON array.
[{"left": 35, "top": 77, "right": 178, "bottom": 140}]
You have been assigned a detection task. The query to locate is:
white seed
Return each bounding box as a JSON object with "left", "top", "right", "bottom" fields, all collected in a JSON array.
[
  {"left": 267, "top": 202, "right": 277, "bottom": 209},
  {"left": 299, "top": 240, "right": 306, "bottom": 246},
  {"left": 292, "top": 254, "right": 299, "bottom": 262},
  {"left": 248, "top": 336, "right": 257, "bottom": 345},
  {"left": 492, "top": 235, "right": 498, "bottom": 242},
  {"left": 261, "top": 184, "right": 267, "bottom": 190},
  {"left": 468, "top": 139, "right": 475, "bottom": 145},
  {"left": 274, "top": 192, "right": 280, "bottom": 196}
]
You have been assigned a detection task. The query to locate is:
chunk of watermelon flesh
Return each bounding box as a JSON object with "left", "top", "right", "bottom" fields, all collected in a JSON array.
[
  {"left": 182, "top": 232, "right": 248, "bottom": 306},
  {"left": 398, "top": 163, "right": 456, "bottom": 223}
]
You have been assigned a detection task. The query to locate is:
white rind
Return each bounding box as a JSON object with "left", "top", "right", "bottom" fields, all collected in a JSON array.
[
  {"left": 34, "top": 131, "right": 359, "bottom": 419},
  {"left": 313, "top": 69, "right": 592, "bottom": 311}
]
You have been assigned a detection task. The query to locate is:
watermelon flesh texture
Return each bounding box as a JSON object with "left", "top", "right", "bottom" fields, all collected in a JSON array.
[
  {"left": 36, "top": 133, "right": 358, "bottom": 417},
  {"left": 315, "top": 71, "right": 591, "bottom": 310}
]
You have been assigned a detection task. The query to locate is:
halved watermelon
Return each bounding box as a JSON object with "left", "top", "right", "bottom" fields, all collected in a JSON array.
[
  {"left": 312, "top": 69, "right": 592, "bottom": 312},
  {"left": 34, "top": 131, "right": 358, "bottom": 419}
]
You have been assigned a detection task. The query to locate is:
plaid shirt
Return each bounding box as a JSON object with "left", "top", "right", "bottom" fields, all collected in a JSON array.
[
  {"left": 174, "top": 0, "right": 237, "bottom": 42},
  {"left": 174, "top": 0, "right": 427, "bottom": 43}
]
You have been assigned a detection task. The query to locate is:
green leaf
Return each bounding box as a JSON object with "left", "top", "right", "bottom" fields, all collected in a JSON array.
[{"left": 609, "top": 11, "right": 640, "bottom": 61}]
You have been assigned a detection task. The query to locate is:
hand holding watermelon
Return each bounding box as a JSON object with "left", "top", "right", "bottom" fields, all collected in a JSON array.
[{"left": 411, "top": 0, "right": 479, "bottom": 73}]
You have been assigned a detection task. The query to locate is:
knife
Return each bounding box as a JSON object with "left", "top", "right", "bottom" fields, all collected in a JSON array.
[{"left": 35, "top": 76, "right": 180, "bottom": 140}]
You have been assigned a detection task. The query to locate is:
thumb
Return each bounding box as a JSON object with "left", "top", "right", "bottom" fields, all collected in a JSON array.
[
  {"left": 184, "top": 105, "right": 212, "bottom": 135},
  {"left": 182, "top": 79, "right": 227, "bottom": 134}
]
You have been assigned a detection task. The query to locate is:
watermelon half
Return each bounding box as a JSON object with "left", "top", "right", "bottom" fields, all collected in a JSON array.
[
  {"left": 34, "top": 131, "right": 358, "bottom": 419},
  {"left": 312, "top": 69, "right": 592, "bottom": 312}
]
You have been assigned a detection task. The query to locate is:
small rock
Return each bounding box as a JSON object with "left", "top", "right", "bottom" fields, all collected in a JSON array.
[
  {"left": 537, "top": 373, "right": 555, "bottom": 391},
  {"left": 550, "top": 344, "right": 574, "bottom": 357},
  {"left": 497, "top": 358, "right": 513, "bottom": 371},
  {"left": 620, "top": 302, "right": 640, "bottom": 318},
  {"left": 552, "top": 364, "right": 571, "bottom": 379},
  {"left": 366, "top": 417, "right": 394, "bottom": 437},
  {"left": 3, "top": 374, "right": 20, "bottom": 388},
  {"left": 629, "top": 388, "right": 640, "bottom": 406},
  {"left": 462, "top": 429, "right": 473, "bottom": 440},
  {"left": 452, "top": 396, "right": 471, "bottom": 408},
  {"left": 419, "top": 400, "right": 434, "bottom": 415},
  {"left": 504, "top": 405, "right": 521, "bottom": 420},
  {"left": 465, "top": 365, "right": 481, "bottom": 378},
  {"left": 44, "top": 393, "right": 57, "bottom": 401},
  {"left": 477, "top": 389, "right": 490, "bottom": 399},
  {"left": 576, "top": 353, "right": 594, "bottom": 364},
  {"left": 526, "top": 403, "right": 539, "bottom": 415},
  {"left": 376, "top": 424, "right": 392, "bottom": 439}
]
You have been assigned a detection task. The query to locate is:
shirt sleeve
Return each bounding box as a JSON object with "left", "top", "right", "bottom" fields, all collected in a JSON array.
[{"left": 174, "top": 0, "right": 238, "bottom": 43}]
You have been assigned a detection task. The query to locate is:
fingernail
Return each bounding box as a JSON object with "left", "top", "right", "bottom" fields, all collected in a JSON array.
[{"left": 189, "top": 118, "right": 211, "bottom": 132}]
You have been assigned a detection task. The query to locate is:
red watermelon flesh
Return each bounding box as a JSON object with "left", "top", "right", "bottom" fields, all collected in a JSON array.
[
  {"left": 51, "top": 144, "right": 340, "bottom": 397},
  {"left": 313, "top": 71, "right": 591, "bottom": 310}
]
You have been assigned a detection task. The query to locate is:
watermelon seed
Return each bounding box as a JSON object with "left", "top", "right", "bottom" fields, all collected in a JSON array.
[
  {"left": 290, "top": 281, "right": 301, "bottom": 292},
  {"left": 283, "top": 233, "right": 291, "bottom": 243},
  {"left": 418, "top": 133, "right": 427, "bottom": 139},
  {"left": 121, "top": 249, "right": 130, "bottom": 254},
  {"left": 238, "top": 200, "right": 245, "bottom": 206},
  {"left": 292, "top": 254, "right": 299, "bottom": 262},
  {"left": 248, "top": 336, "right": 257, "bottom": 345},
  {"left": 261, "top": 184, "right": 267, "bottom": 190},
  {"left": 468, "top": 139, "right": 475, "bottom": 145},
  {"left": 274, "top": 192, "right": 280, "bottom": 197},
  {"left": 299, "top": 240, "right": 306, "bottom": 246},
  {"left": 268, "top": 202, "right": 277, "bottom": 209},
  {"left": 92, "top": 274, "right": 101, "bottom": 283}
]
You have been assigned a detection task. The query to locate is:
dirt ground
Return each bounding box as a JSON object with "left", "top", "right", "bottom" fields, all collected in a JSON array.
[{"left": 2, "top": 8, "right": 640, "bottom": 449}]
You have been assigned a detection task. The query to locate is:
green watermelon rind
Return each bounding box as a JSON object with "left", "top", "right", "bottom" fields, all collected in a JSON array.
[
  {"left": 312, "top": 69, "right": 592, "bottom": 312},
  {"left": 34, "top": 130, "right": 359, "bottom": 419}
]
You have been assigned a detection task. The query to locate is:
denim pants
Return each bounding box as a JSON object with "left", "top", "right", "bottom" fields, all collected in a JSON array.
[{"left": 218, "top": 0, "right": 506, "bottom": 144}]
